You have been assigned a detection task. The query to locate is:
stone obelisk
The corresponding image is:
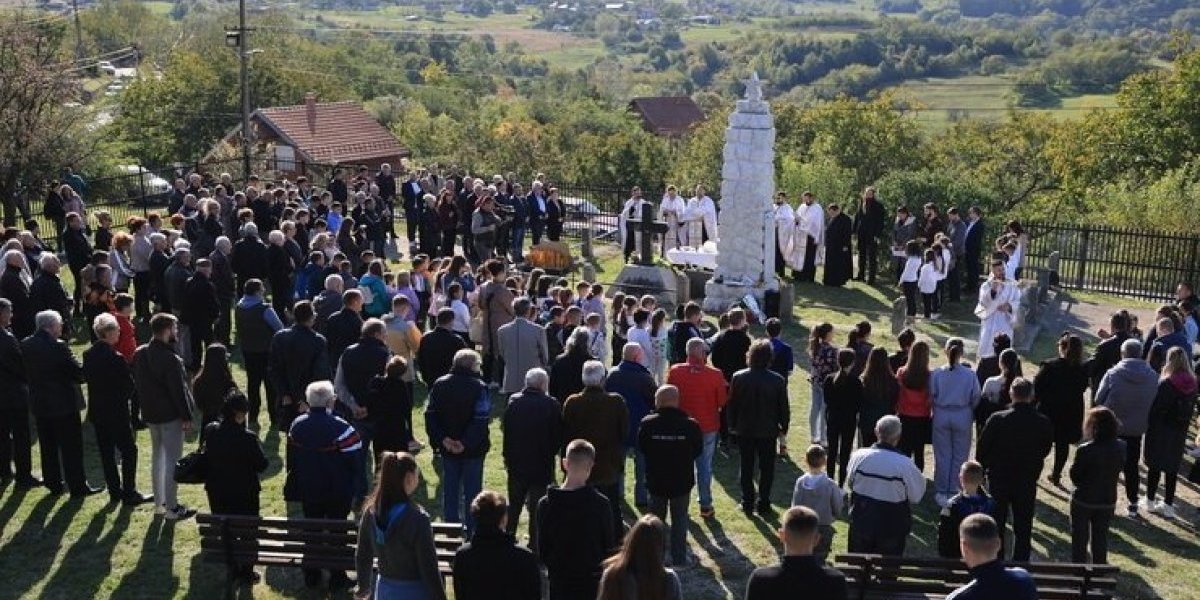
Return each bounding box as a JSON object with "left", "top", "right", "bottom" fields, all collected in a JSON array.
[{"left": 703, "top": 72, "right": 780, "bottom": 315}]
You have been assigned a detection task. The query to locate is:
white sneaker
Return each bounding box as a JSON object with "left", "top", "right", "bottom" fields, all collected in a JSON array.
[
  {"left": 1158, "top": 503, "right": 1177, "bottom": 519},
  {"left": 1138, "top": 498, "right": 1155, "bottom": 513}
]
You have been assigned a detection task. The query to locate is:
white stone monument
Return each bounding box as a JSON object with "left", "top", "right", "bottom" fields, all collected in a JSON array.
[{"left": 702, "top": 72, "right": 781, "bottom": 315}]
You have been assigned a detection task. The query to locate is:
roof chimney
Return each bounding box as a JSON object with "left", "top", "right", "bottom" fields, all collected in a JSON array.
[{"left": 305, "top": 92, "right": 318, "bottom": 130}]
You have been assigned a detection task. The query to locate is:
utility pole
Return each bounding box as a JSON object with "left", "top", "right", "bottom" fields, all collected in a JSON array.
[
  {"left": 70, "top": 0, "right": 83, "bottom": 60},
  {"left": 226, "top": 0, "right": 254, "bottom": 183}
]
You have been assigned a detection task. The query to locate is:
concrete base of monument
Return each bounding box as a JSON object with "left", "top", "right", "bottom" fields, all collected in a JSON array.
[
  {"left": 610, "top": 264, "right": 684, "bottom": 310},
  {"left": 702, "top": 280, "right": 795, "bottom": 323}
]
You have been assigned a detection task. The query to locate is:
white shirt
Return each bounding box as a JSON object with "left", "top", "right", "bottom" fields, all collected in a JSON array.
[
  {"left": 918, "top": 262, "right": 940, "bottom": 294},
  {"left": 450, "top": 299, "right": 471, "bottom": 333},
  {"left": 899, "top": 256, "right": 922, "bottom": 283},
  {"left": 627, "top": 326, "right": 654, "bottom": 368},
  {"left": 846, "top": 446, "right": 926, "bottom": 505}
]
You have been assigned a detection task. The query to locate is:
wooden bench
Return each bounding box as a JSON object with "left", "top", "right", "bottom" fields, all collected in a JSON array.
[
  {"left": 197, "top": 514, "right": 465, "bottom": 597},
  {"left": 833, "top": 553, "right": 1119, "bottom": 600}
]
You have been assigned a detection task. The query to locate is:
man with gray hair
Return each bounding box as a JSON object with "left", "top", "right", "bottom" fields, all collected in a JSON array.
[
  {"left": 286, "top": 379, "right": 362, "bottom": 588},
  {"left": 606, "top": 342, "right": 657, "bottom": 509},
  {"left": 845, "top": 415, "right": 926, "bottom": 555},
  {"left": 1095, "top": 338, "right": 1159, "bottom": 518},
  {"left": 0, "top": 298, "right": 37, "bottom": 487},
  {"left": 84, "top": 312, "right": 152, "bottom": 505},
  {"left": 667, "top": 335, "right": 727, "bottom": 518},
  {"left": 563, "top": 359, "right": 630, "bottom": 540},
  {"left": 209, "top": 236, "right": 235, "bottom": 345},
  {"left": 30, "top": 253, "right": 71, "bottom": 335},
  {"left": 22, "top": 309, "right": 101, "bottom": 496},
  {"left": 1, "top": 249, "right": 34, "bottom": 339},
  {"left": 426, "top": 349, "right": 492, "bottom": 533},
  {"left": 312, "top": 273, "right": 344, "bottom": 333},
  {"left": 502, "top": 367, "right": 563, "bottom": 551},
  {"left": 231, "top": 220, "right": 268, "bottom": 297}
]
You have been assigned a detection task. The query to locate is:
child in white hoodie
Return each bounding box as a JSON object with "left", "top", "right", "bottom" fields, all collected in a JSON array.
[
  {"left": 791, "top": 445, "right": 845, "bottom": 562},
  {"left": 899, "top": 240, "right": 923, "bottom": 321},
  {"left": 919, "top": 248, "right": 942, "bottom": 320}
]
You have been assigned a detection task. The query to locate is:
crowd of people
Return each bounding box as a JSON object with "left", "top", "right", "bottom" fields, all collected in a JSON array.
[{"left": 0, "top": 166, "right": 1197, "bottom": 600}]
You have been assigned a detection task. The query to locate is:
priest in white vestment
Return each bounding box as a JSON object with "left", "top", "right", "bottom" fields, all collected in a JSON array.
[
  {"left": 683, "top": 184, "right": 718, "bottom": 246},
  {"left": 975, "top": 260, "right": 1021, "bottom": 359},
  {"left": 658, "top": 185, "right": 686, "bottom": 251},
  {"left": 787, "top": 191, "right": 825, "bottom": 282},
  {"left": 773, "top": 192, "right": 794, "bottom": 278}
]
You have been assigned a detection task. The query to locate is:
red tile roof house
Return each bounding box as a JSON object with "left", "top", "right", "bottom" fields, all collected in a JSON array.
[
  {"left": 628, "top": 96, "right": 706, "bottom": 138},
  {"left": 210, "top": 93, "right": 410, "bottom": 177}
]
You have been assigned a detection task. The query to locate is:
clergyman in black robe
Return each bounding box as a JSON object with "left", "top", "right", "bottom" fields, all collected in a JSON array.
[{"left": 823, "top": 204, "right": 854, "bottom": 287}]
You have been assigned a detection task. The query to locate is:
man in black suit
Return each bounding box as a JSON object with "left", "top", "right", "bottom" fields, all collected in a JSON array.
[
  {"left": 0, "top": 298, "right": 38, "bottom": 487},
  {"left": 745, "top": 506, "right": 848, "bottom": 600},
  {"left": 416, "top": 308, "right": 468, "bottom": 387},
  {"left": 400, "top": 171, "right": 424, "bottom": 250},
  {"left": 962, "top": 206, "right": 986, "bottom": 295},
  {"left": 268, "top": 301, "right": 331, "bottom": 434},
  {"left": 83, "top": 313, "right": 152, "bottom": 505},
  {"left": 29, "top": 254, "right": 72, "bottom": 335},
  {"left": 181, "top": 259, "right": 221, "bottom": 371},
  {"left": 852, "top": 187, "right": 885, "bottom": 285},
  {"left": 324, "top": 289, "right": 365, "bottom": 376},
  {"left": 21, "top": 310, "right": 103, "bottom": 497},
  {"left": 376, "top": 163, "right": 397, "bottom": 239},
  {"left": 527, "top": 181, "right": 548, "bottom": 248}
]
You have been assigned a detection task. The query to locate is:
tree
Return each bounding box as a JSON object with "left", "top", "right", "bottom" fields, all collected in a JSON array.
[
  {"left": 0, "top": 23, "right": 99, "bottom": 226},
  {"left": 930, "top": 112, "right": 1062, "bottom": 212}
]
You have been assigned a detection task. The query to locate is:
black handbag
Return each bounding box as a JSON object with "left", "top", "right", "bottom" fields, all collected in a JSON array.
[{"left": 174, "top": 448, "right": 208, "bottom": 484}]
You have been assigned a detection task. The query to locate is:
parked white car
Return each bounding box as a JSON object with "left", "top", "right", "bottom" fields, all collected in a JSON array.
[{"left": 117, "top": 165, "right": 171, "bottom": 201}]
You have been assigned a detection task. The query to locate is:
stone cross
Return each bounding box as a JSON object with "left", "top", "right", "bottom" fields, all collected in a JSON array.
[
  {"left": 633, "top": 200, "right": 668, "bottom": 266},
  {"left": 743, "top": 71, "right": 765, "bottom": 103}
]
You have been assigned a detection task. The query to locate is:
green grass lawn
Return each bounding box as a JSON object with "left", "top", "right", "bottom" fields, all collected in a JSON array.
[{"left": 0, "top": 247, "right": 1196, "bottom": 598}]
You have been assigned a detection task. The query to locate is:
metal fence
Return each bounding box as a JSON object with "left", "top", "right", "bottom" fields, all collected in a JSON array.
[{"left": 1023, "top": 221, "right": 1200, "bottom": 301}]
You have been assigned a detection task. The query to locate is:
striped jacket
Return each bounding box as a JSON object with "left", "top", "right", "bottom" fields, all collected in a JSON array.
[{"left": 285, "top": 407, "right": 363, "bottom": 503}]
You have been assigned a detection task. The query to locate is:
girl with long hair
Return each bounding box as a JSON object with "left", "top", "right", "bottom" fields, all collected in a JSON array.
[
  {"left": 824, "top": 348, "right": 863, "bottom": 486},
  {"left": 1035, "top": 333, "right": 1088, "bottom": 485},
  {"left": 1069, "top": 407, "right": 1125, "bottom": 564},
  {"left": 597, "top": 515, "right": 681, "bottom": 600},
  {"left": 807, "top": 323, "right": 837, "bottom": 446},
  {"left": 929, "top": 338, "right": 981, "bottom": 506},
  {"left": 895, "top": 340, "right": 932, "bottom": 471},
  {"left": 193, "top": 344, "right": 237, "bottom": 437},
  {"left": 355, "top": 452, "right": 446, "bottom": 600},
  {"left": 1143, "top": 346, "right": 1197, "bottom": 519},
  {"left": 859, "top": 346, "right": 898, "bottom": 447}
]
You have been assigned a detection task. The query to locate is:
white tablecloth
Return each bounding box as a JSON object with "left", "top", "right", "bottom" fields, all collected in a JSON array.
[{"left": 666, "top": 247, "right": 718, "bottom": 270}]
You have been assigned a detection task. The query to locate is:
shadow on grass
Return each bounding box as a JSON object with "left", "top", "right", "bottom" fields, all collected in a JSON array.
[
  {"left": 111, "top": 517, "right": 180, "bottom": 600},
  {"left": 42, "top": 501, "right": 131, "bottom": 598},
  {"left": 0, "top": 493, "right": 79, "bottom": 598}
]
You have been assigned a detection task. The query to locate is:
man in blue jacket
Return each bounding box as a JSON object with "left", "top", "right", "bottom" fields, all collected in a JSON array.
[
  {"left": 286, "top": 380, "right": 362, "bottom": 589},
  {"left": 605, "top": 343, "right": 656, "bottom": 509},
  {"left": 427, "top": 348, "right": 492, "bottom": 533},
  {"left": 946, "top": 514, "right": 1036, "bottom": 600}
]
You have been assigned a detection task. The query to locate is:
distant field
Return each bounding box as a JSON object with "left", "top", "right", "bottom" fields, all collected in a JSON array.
[
  {"left": 142, "top": 1, "right": 173, "bottom": 17},
  {"left": 886, "top": 75, "right": 1117, "bottom": 132}
]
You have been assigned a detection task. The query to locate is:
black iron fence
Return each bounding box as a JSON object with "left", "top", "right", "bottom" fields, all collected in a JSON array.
[{"left": 1023, "top": 221, "right": 1199, "bottom": 301}]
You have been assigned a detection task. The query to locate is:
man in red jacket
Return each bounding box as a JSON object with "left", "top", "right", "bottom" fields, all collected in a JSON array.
[{"left": 667, "top": 337, "right": 727, "bottom": 518}]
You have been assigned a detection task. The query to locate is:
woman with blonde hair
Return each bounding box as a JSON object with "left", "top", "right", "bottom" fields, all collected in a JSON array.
[
  {"left": 597, "top": 515, "right": 681, "bottom": 600},
  {"left": 355, "top": 452, "right": 446, "bottom": 600},
  {"left": 1143, "top": 346, "right": 1196, "bottom": 519}
]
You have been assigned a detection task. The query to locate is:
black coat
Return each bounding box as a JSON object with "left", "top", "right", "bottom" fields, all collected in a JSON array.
[
  {"left": 1034, "top": 358, "right": 1089, "bottom": 444},
  {"left": 502, "top": 387, "right": 562, "bottom": 483},
  {"left": 63, "top": 227, "right": 92, "bottom": 272},
  {"left": 1144, "top": 377, "right": 1197, "bottom": 473},
  {"left": 20, "top": 329, "right": 84, "bottom": 418},
  {"left": 728, "top": 367, "right": 790, "bottom": 439},
  {"left": 746, "top": 556, "right": 848, "bottom": 600},
  {"left": 852, "top": 199, "right": 886, "bottom": 241},
  {"left": 964, "top": 218, "right": 986, "bottom": 262},
  {"left": 416, "top": 327, "right": 467, "bottom": 386},
  {"left": 208, "top": 249, "right": 235, "bottom": 301},
  {"left": 1070, "top": 437, "right": 1126, "bottom": 508},
  {"left": 549, "top": 349, "right": 591, "bottom": 404},
  {"left": 976, "top": 403, "right": 1053, "bottom": 493},
  {"left": 181, "top": 271, "right": 220, "bottom": 325},
  {"left": 0, "top": 327, "right": 29, "bottom": 409},
  {"left": 1, "top": 266, "right": 34, "bottom": 339},
  {"left": 824, "top": 372, "right": 864, "bottom": 428},
  {"left": 453, "top": 528, "right": 542, "bottom": 600},
  {"left": 1086, "top": 332, "right": 1130, "bottom": 395},
  {"left": 203, "top": 419, "right": 268, "bottom": 500},
  {"left": 338, "top": 336, "right": 391, "bottom": 411},
  {"left": 149, "top": 249, "right": 172, "bottom": 307},
  {"left": 83, "top": 341, "right": 134, "bottom": 427},
  {"left": 364, "top": 375, "right": 414, "bottom": 452},
  {"left": 536, "top": 486, "right": 615, "bottom": 584},
  {"left": 268, "top": 325, "right": 330, "bottom": 402},
  {"left": 30, "top": 273, "right": 71, "bottom": 323},
  {"left": 710, "top": 328, "right": 751, "bottom": 382},
  {"left": 266, "top": 244, "right": 293, "bottom": 286},
  {"left": 132, "top": 339, "right": 195, "bottom": 424},
  {"left": 231, "top": 236, "right": 268, "bottom": 288},
  {"left": 636, "top": 406, "right": 703, "bottom": 497},
  {"left": 324, "top": 309, "right": 364, "bottom": 369}
]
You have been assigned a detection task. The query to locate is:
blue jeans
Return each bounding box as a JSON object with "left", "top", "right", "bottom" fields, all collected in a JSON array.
[
  {"left": 621, "top": 448, "right": 648, "bottom": 506},
  {"left": 511, "top": 226, "right": 526, "bottom": 260},
  {"left": 441, "top": 455, "right": 484, "bottom": 533},
  {"left": 810, "top": 381, "right": 827, "bottom": 444},
  {"left": 696, "top": 432, "right": 717, "bottom": 509},
  {"left": 353, "top": 419, "right": 376, "bottom": 504}
]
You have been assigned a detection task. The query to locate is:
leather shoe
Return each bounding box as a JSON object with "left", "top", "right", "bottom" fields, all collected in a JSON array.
[
  {"left": 15, "top": 476, "right": 43, "bottom": 489},
  {"left": 46, "top": 483, "right": 66, "bottom": 495},
  {"left": 70, "top": 484, "right": 106, "bottom": 498},
  {"left": 123, "top": 491, "right": 155, "bottom": 506}
]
